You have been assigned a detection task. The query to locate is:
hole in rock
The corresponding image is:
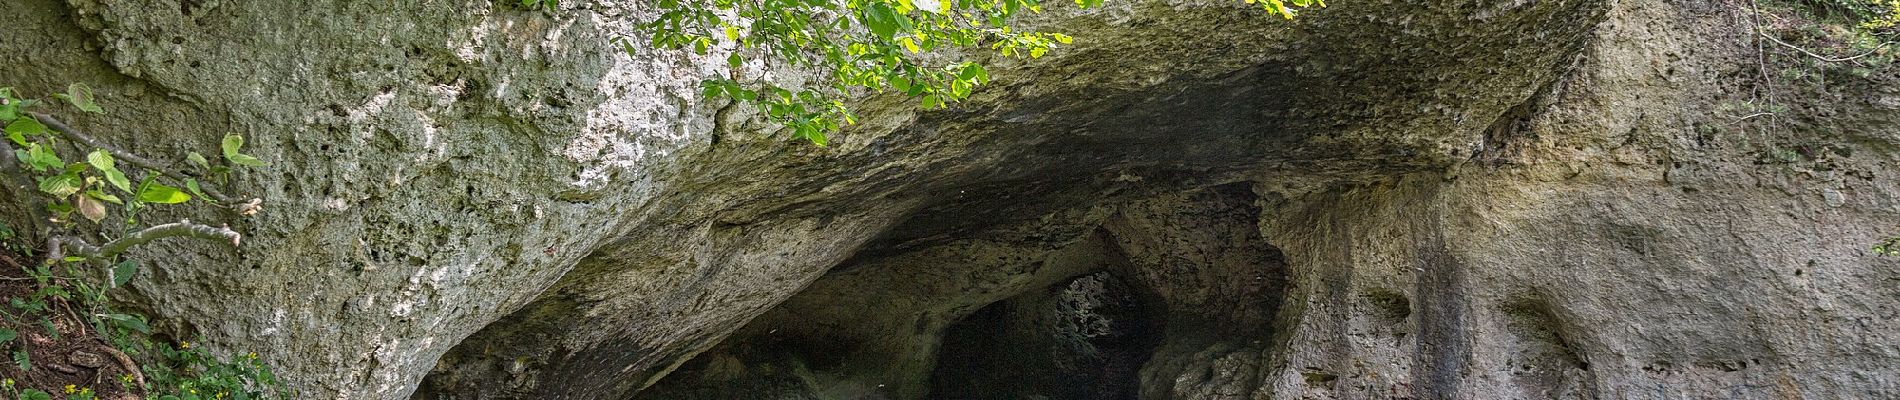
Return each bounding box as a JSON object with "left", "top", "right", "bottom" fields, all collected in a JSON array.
[
  {"left": 929, "top": 272, "right": 1162, "bottom": 400},
  {"left": 615, "top": 183, "right": 1294, "bottom": 400}
]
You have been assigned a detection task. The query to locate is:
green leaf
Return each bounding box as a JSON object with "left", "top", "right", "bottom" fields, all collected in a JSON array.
[
  {"left": 617, "top": 38, "right": 639, "bottom": 56},
  {"left": 228, "top": 153, "right": 268, "bottom": 167},
  {"left": 0, "top": 328, "right": 15, "bottom": 344},
  {"left": 20, "top": 388, "right": 51, "bottom": 400},
  {"left": 138, "top": 183, "right": 191, "bottom": 204},
  {"left": 728, "top": 53, "right": 744, "bottom": 69},
  {"left": 84, "top": 149, "right": 134, "bottom": 193},
  {"left": 21, "top": 143, "right": 62, "bottom": 171},
  {"left": 12, "top": 349, "right": 29, "bottom": 371},
  {"left": 36, "top": 174, "right": 82, "bottom": 197},
  {"left": 222, "top": 133, "right": 245, "bottom": 158},
  {"left": 112, "top": 260, "right": 138, "bottom": 288},
  {"left": 864, "top": 3, "right": 901, "bottom": 39},
  {"left": 185, "top": 178, "right": 209, "bottom": 200},
  {"left": 959, "top": 63, "right": 990, "bottom": 84},
  {"left": 0, "top": 92, "right": 11, "bottom": 120},
  {"left": 66, "top": 83, "right": 104, "bottom": 114},
  {"left": 85, "top": 149, "right": 113, "bottom": 170},
  {"left": 4, "top": 117, "right": 46, "bottom": 146},
  {"left": 86, "top": 188, "right": 122, "bottom": 204},
  {"left": 187, "top": 151, "right": 211, "bottom": 170},
  {"left": 102, "top": 167, "right": 131, "bottom": 193},
  {"left": 103, "top": 313, "right": 151, "bottom": 334},
  {"left": 220, "top": 133, "right": 267, "bottom": 166}
]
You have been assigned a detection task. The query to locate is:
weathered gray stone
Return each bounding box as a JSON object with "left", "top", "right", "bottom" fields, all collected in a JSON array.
[{"left": 2, "top": 0, "right": 1896, "bottom": 399}]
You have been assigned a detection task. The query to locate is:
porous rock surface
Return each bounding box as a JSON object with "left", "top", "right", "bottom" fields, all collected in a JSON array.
[{"left": 3, "top": 0, "right": 1898, "bottom": 398}]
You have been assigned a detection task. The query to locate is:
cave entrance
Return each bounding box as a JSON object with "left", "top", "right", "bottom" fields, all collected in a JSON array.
[
  {"left": 635, "top": 183, "right": 1288, "bottom": 400},
  {"left": 929, "top": 271, "right": 1163, "bottom": 400}
]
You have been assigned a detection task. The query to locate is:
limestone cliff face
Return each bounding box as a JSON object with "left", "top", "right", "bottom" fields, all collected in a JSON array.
[{"left": 2, "top": 0, "right": 1896, "bottom": 398}]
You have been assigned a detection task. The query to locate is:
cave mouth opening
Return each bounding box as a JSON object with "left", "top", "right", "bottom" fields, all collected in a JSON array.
[
  {"left": 634, "top": 183, "right": 1289, "bottom": 400},
  {"left": 929, "top": 271, "right": 1164, "bottom": 400}
]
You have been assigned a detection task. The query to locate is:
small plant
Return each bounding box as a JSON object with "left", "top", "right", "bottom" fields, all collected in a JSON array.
[
  {"left": 1875, "top": 235, "right": 1900, "bottom": 256},
  {"left": 1, "top": 85, "right": 282, "bottom": 398},
  {"left": 132, "top": 340, "right": 283, "bottom": 400}
]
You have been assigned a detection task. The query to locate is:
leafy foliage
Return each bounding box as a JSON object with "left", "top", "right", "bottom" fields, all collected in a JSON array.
[
  {"left": 0, "top": 86, "right": 282, "bottom": 398},
  {"left": 1802, "top": 0, "right": 1900, "bottom": 28},
  {"left": 626, "top": 0, "right": 1322, "bottom": 144},
  {"left": 1875, "top": 235, "right": 1900, "bottom": 256},
  {"left": 3, "top": 87, "right": 261, "bottom": 225},
  {"left": 134, "top": 340, "right": 283, "bottom": 400}
]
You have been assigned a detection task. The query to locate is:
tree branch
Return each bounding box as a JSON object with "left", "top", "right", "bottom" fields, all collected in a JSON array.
[
  {"left": 28, "top": 112, "right": 182, "bottom": 179},
  {"left": 1757, "top": 31, "right": 1893, "bottom": 63},
  {"left": 50, "top": 220, "right": 241, "bottom": 264},
  {"left": 25, "top": 112, "right": 256, "bottom": 208}
]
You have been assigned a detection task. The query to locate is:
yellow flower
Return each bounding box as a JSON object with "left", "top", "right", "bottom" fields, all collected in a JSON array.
[
  {"left": 181, "top": 341, "right": 192, "bottom": 349},
  {"left": 65, "top": 384, "right": 77, "bottom": 393},
  {"left": 121, "top": 374, "right": 135, "bottom": 383},
  {"left": 247, "top": 351, "right": 258, "bottom": 360}
]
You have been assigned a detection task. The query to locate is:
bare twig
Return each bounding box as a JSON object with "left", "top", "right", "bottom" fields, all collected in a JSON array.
[
  {"left": 48, "top": 220, "right": 241, "bottom": 265},
  {"left": 47, "top": 235, "right": 66, "bottom": 266},
  {"left": 1749, "top": 0, "right": 1776, "bottom": 103},
  {"left": 92, "top": 220, "right": 241, "bottom": 259},
  {"left": 94, "top": 340, "right": 148, "bottom": 391},
  {"left": 1757, "top": 31, "right": 1893, "bottom": 62},
  {"left": 25, "top": 112, "right": 251, "bottom": 207},
  {"left": 28, "top": 112, "right": 201, "bottom": 184},
  {"left": 1732, "top": 112, "right": 1776, "bottom": 124}
]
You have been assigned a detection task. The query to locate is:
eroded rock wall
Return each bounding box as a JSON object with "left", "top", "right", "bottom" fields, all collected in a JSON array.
[
  {"left": 642, "top": 1, "right": 1900, "bottom": 399},
  {"left": 4, "top": 0, "right": 1895, "bottom": 399}
]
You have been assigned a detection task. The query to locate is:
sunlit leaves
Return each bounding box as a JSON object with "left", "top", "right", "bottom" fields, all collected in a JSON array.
[
  {"left": 37, "top": 172, "right": 83, "bottom": 198},
  {"left": 137, "top": 182, "right": 191, "bottom": 204},
  {"left": 635, "top": 0, "right": 1319, "bottom": 144},
  {"left": 1244, "top": 0, "right": 1323, "bottom": 18},
  {"left": 637, "top": 0, "right": 1106, "bottom": 144},
  {"left": 87, "top": 149, "right": 132, "bottom": 193}
]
